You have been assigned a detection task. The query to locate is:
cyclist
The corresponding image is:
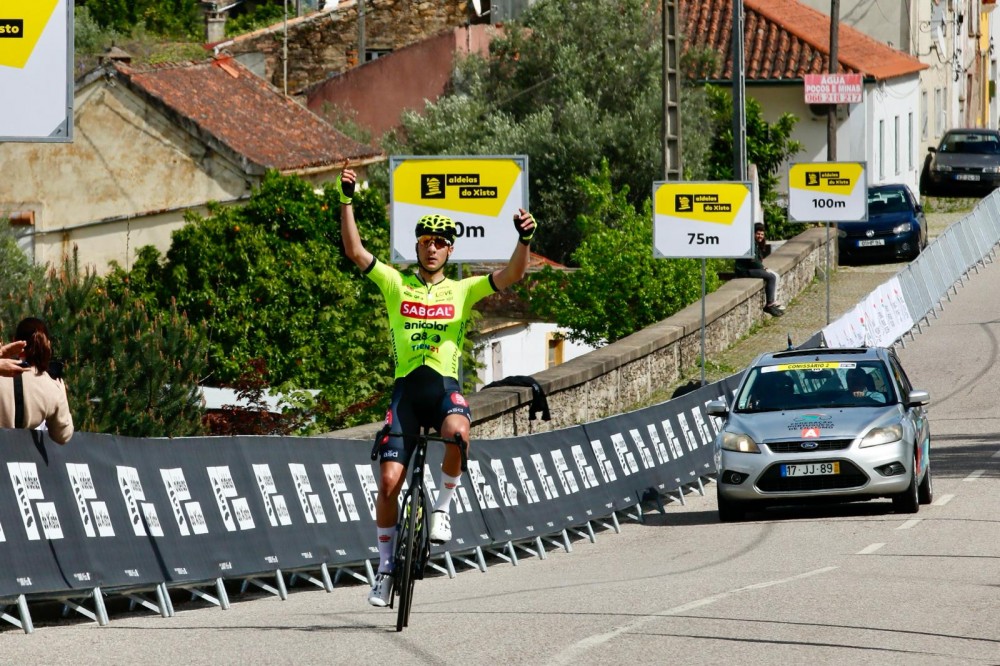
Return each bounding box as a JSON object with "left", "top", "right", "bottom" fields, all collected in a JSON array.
[{"left": 336, "top": 168, "right": 537, "bottom": 607}]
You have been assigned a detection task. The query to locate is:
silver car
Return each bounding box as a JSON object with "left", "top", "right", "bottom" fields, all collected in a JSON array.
[{"left": 708, "top": 347, "right": 932, "bottom": 522}]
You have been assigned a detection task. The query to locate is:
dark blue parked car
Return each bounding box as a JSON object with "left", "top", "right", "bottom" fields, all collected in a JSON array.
[{"left": 837, "top": 184, "right": 928, "bottom": 264}]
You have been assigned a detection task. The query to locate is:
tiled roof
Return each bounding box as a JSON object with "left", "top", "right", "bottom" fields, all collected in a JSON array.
[
  {"left": 682, "top": 0, "right": 927, "bottom": 82},
  {"left": 113, "top": 56, "right": 382, "bottom": 173}
]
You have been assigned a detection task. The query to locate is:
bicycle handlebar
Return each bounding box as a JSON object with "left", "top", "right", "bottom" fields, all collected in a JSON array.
[{"left": 370, "top": 427, "right": 469, "bottom": 472}]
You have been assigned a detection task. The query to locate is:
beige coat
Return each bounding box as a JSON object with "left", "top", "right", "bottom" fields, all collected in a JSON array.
[{"left": 0, "top": 370, "right": 74, "bottom": 444}]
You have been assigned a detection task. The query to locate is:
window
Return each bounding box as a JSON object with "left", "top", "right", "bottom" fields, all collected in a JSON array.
[
  {"left": 546, "top": 334, "right": 564, "bottom": 369},
  {"left": 894, "top": 116, "right": 900, "bottom": 175},
  {"left": 920, "top": 91, "right": 928, "bottom": 141},
  {"left": 934, "top": 87, "right": 945, "bottom": 138},
  {"left": 908, "top": 112, "right": 915, "bottom": 170},
  {"left": 879, "top": 119, "right": 885, "bottom": 180}
]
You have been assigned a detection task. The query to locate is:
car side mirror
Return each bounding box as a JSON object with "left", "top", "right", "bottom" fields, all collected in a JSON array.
[
  {"left": 906, "top": 389, "right": 930, "bottom": 407},
  {"left": 707, "top": 399, "right": 729, "bottom": 417},
  {"left": 915, "top": 204, "right": 923, "bottom": 213}
]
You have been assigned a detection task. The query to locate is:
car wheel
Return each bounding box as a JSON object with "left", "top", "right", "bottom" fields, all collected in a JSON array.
[
  {"left": 717, "top": 486, "right": 746, "bottom": 523},
  {"left": 891, "top": 453, "right": 920, "bottom": 514},
  {"left": 918, "top": 461, "right": 934, "bottom": 505}
]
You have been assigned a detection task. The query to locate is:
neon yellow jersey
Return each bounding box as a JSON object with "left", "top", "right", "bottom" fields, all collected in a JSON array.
[{"left": 365, "top": 259, "right": 497, "bottom": 380}]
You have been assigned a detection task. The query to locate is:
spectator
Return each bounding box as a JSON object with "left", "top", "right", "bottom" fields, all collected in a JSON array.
[
  {"left": 735, "top": 222, "right": 785, "bottom": 317},
  {"left": 0, "top": 318, "right": 74, "bottom": 444}
]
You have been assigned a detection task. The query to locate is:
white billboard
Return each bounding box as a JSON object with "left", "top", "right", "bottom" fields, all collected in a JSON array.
[
  {"left": 388, "top": 155, "right": 529, "bottom": 264},
  {"left": 0, "top": 0, "right": 73, "bottom": 142}
]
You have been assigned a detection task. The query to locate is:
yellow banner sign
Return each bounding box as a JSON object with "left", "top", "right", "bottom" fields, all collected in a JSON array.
[{"left": 0, "top": 0, "right": 59, "bottom": 69}]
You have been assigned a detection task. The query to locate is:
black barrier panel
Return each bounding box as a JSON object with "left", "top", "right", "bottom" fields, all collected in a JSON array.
[
  {"left": 0, "top": 375, "right": 744, "bottom": 603},
  {"left": 472, "top": 427, "right": 613, "bottom": 543},
  {"left": 415, "top": 444, "right": 494, "bottom": 557},
  {"left": 0, "top": 431, "right": 83, "bottom": 597},
  {"left": 48, "top": 434, "right": 165, "bottom": 592}
]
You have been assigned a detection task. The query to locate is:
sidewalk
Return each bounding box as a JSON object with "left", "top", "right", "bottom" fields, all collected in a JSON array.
[{"left": 643, "top": 207, "right": 971, "bottom": 405}]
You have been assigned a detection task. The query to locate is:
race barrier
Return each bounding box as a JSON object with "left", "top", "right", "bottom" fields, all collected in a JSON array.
[
  {"left": 0, "top": 375, "right": 742, "bottom": 633},
  {"left": 821, "top": 189, "right": 1000, "bottom": 347}
]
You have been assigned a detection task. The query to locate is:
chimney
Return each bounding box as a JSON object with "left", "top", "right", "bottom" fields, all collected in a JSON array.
[
  {"left": 206, "top": 9, "right": 227, "bottom": 44},
  {"left": 99, "top": 46, "right": 132, "bottom": 65}
]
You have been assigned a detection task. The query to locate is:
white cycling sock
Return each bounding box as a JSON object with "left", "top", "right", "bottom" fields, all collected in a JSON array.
[
  {"left": 377, "top": 526, "right": 396, "bottom": 573},
  {"left": 433, "top": 472, "right": 462, "bottom": 512}
]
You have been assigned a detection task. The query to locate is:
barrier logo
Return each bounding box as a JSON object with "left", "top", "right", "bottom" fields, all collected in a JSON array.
[{"left": 0, "top": 0, "right": 59, "bottom": 69}]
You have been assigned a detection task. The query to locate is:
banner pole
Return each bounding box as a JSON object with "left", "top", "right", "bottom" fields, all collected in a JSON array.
[{"left": 701, "top": 259, "right": 707, "bottom": 385}]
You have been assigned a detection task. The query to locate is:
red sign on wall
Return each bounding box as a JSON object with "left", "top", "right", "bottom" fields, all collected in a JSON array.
[{"left": 804, "top": 73, "right": 863, "bottom": 104}]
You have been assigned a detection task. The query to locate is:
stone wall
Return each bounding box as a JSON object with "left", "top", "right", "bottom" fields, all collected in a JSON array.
[
  {"left": 226, "top": 0, "right": 472, "bottom": 94},
  {"left": 331, "top": 226, "right": 834, "bottom": 441}
]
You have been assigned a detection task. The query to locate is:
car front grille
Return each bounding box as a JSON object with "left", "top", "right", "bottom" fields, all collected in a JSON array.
[
  {"left": 766, "top": 439, "right": 854, "bottom": 453},
  {"left": 756, "top": 460, "right": 869, "bottom": 492},
  {"left": 841, "top": 227, "right": 897, "bottom": 239}
]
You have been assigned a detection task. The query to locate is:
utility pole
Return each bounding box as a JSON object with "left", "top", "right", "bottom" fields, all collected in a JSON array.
[
  {"left": 662, "top": 0, "right": 682, "bottom": 182},
  {"left": 827, "top": 0, "right": 839, "bottom": 160},
  {"left": 282, "top": 0, "right": 288, "bottom": 96},
  {"left": 358, "top": 0, "right": 366, "bottom": 65},
  {"left": 732, "top": 0, "right": 747, "bottom": 181},
  {"left": 824, "top": 0, "right": 840, "bottom": 324}
]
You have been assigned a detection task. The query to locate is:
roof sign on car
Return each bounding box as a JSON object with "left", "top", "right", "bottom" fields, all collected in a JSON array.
[{"left": 763, "top": 361, "right": 858, "bottom": 372}]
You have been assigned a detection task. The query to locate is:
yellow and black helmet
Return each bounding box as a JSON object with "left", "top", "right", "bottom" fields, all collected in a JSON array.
[{"left": 415, "top": 214, "right": 457, "bottom": 244}]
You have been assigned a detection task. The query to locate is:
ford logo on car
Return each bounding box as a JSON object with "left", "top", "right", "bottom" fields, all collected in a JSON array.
[{"left": 800, "top": 441, "right": 819, "bottom": 450}]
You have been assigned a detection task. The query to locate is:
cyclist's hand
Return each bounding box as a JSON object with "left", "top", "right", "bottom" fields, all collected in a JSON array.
[
  {"left": 336, "top": 169, "right": 356, "bottom": 205},
  {"left": 514, "top": 209, "right": 536, "bottom": 244}
]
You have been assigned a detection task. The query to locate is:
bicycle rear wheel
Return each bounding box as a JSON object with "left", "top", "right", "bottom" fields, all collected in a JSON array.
[{"left": 395, "top": 488, "right": 424, "bottom": 631}]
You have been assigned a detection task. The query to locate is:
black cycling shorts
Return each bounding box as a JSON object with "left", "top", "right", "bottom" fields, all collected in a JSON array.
[{"left": 377, "top": 365, "right": 472, "bottom": 465}]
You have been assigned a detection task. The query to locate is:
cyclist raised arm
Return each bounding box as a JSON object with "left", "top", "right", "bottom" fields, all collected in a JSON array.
[{"left": 336, "top": 168, "right": 536, "bottom": 608}]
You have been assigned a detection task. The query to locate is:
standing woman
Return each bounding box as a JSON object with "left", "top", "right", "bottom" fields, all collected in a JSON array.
[{"left": 0, "top": 318, "right": 74, "bottom": 444}]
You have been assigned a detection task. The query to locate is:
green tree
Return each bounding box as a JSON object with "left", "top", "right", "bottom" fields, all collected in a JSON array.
[
  {"left": 77, "top": 0, "right": 202, "bottom": 38},
  {"left": 380, "top": 0, "right": 669, "bottom": 266},
  {"left": 0, "top": 252, "right": 207, "bottom": 437},
  {"left": 0, "top": 219, "right": 45, "bottom": 297},
  {"left": 522, "top": 162, "right": 723, "bottom": 346},
  {"left": 108, "top": 171, "right": 395, "bottom": 430}
]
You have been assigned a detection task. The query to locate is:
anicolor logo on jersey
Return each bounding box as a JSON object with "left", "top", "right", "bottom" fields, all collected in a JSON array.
[{"left": 401, "top": 301, "right": 454, "bottom": 320}]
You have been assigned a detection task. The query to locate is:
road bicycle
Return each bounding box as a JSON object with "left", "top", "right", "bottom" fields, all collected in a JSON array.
[{"left": 371, "top": 427, "right": 467, "bottom": 632}]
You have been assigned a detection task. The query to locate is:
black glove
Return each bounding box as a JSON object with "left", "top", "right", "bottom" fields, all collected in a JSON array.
[
  {"left": 515, "top": 212, "right": 536, "bottom": 244},
  {"left": 336, "top": 173, "right": 354, "bottom": 204}
]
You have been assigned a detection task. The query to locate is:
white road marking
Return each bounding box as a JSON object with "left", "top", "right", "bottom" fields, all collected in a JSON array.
[
  {"left": 992, "top": 449, "right": 1000, "bottom": 459},
  {"left": 857, "top": 542, "right": 885, "bottom": 554},
  {"left": 897, "top": 519, "right": 921, "bottom": 530},
  {"left": 545, "top": 566, "right": 838, "bottom": 665},
  {"left": 933, "top": 493, "right": 955, "bottom": 506},
  {"left": 963, "top": 470, "right": 986, "bottom": 481}
]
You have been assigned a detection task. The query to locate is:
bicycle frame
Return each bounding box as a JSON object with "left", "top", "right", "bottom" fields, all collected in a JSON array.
[{"left": 370, "top": 426, "right": 468, "bottom": 632}]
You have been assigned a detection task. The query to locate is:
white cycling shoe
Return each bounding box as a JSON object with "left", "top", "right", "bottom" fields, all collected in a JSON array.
[
  {"left": 429, "top": 510, "right": 452, "bottom": 544},
  {"left": 367, "top": 571, "right": 393, "bottom": 607}
]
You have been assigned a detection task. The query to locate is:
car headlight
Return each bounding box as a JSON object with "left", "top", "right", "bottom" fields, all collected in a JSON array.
[
  {"left": 985, "top": 166, "right": 1000, "bottom": 174},
  {"left": 892, "top": 222, "right": 912, "bottom": 234},
  {"left": 837, "top": 228, "right": 847, "bottom": 238},
  {"left": 859, "top": 424, "right": 903, "bottom": 448},
  {"left": 933, "top": 164, "right": 952, "bottom": 172},
  {"left": 721, "top": 432, "right": 761, "bottom": 453}
]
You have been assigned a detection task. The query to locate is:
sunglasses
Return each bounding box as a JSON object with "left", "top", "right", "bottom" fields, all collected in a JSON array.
[{"left": 417, "top": 235, "right": 452, "bottom": 249}]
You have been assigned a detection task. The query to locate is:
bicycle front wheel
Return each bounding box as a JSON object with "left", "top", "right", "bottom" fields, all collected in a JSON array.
[{"left": 395, "top": 488, "right": 424, "bottom": 631}]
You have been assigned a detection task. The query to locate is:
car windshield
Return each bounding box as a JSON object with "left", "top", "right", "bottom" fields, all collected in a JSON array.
[
  {"left": 735, "top": 360, "right": 896, "bottom": 412},
  {"left": 867, "top": 189, "right": 910, "bottom": 214},
  {"left": 939, "top": 133, "right": 1000, "bottom": 154}
]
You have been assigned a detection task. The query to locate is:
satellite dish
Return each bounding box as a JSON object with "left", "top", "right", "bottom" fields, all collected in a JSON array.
[{"left": 931, "top": 1, "right": 947, "bottom": 54}]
